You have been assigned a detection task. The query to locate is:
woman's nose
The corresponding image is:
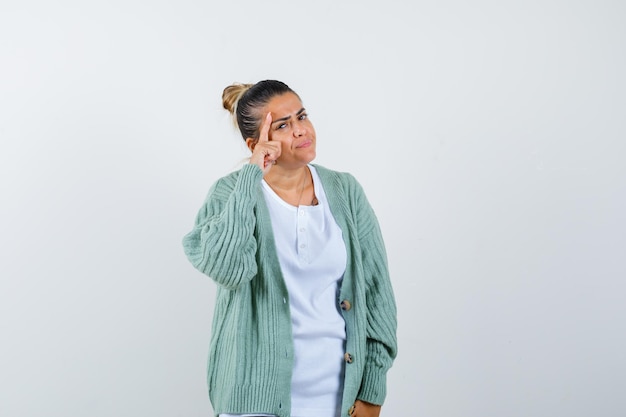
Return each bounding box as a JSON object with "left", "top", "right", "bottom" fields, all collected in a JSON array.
[{"left": 293, "top": 124, "right": 306, "bottom": 137}]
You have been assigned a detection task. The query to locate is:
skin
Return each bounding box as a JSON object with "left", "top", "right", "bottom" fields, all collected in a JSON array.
[
  {"left": 352, "top": 400, "right": 382, "bottom": 417},
  {"left": 246, "top": 92, "right": 383, "bottom": 417}
]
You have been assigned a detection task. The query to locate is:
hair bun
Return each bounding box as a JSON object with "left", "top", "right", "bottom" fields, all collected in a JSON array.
[{"left": 222, "top": 83, "right": 253, "bottom": 114}]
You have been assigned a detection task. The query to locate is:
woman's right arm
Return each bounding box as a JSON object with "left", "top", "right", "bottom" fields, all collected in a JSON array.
[{"left": 182, "top": 163, "right": 263, "bottom": 290}]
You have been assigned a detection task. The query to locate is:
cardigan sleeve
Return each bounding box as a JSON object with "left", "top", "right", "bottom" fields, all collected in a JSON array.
[
  {"left": 352, "top": 180, "right": 398, "bottom": 406},
  {"left": 182, "top": 164, "right": 264, "bottom": 290}
]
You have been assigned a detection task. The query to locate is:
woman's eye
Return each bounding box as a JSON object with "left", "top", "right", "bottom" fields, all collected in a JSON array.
[
  {"left": 299, "top": 113, "right": 308, "bottom": 120},
  {"left": 277, "top": 123, "right": 287, "bottom": 130}
]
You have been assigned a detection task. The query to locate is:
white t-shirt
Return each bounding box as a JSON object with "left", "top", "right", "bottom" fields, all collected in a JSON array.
[{"left": 221, "top": 166, "right": 347, "bottom": 417}]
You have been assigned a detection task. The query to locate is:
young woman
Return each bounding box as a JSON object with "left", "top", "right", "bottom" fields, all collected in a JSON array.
[{"left": 183, "top": 80, "right": 397, "bottom": 417}]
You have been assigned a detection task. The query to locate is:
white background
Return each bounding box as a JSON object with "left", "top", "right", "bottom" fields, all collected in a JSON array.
[{"left": 1, "top": 0, "right": 625, "bottom": 416}]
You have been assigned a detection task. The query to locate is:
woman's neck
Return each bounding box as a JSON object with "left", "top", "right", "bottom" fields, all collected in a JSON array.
[
  {"left": 264, "top": 165, "right": 309, "bottom": 191},
  {"left": 264, "top": 165, "right": 317, "bottom": 207}
]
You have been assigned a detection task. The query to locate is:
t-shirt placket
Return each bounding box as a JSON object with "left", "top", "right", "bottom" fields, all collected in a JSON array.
[{"left": 296, "top": 207, "right": 310, "bottom": 263}]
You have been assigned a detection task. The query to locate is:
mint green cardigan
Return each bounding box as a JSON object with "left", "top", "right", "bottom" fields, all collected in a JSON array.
[{"left": 182, "top": 164, "right": 397, "bottom": 417}]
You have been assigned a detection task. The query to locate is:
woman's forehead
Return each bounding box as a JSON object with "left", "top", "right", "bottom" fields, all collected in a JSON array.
[{"left": 265, "top": 92, "right": 303, "bottom": 114}]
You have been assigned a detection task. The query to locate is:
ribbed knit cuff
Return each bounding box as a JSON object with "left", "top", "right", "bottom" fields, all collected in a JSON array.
[{"left": 357, "top": 365, "right": 387, "bottom": 406}]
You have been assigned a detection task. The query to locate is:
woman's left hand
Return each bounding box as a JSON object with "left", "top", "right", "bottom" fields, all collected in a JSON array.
[{"left": 350, "top": 400, "right": 381, "bottom": 417}]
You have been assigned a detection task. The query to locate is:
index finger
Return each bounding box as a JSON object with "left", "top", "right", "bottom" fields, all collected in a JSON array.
[{"left": 258, "top": 112, "right": 272, "bottom": 142}]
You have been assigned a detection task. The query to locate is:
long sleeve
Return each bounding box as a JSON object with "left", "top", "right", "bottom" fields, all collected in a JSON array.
[
  {"left": 353, "top": 180, "right": 398, "bottom": 405},
  {"left": 182, "top": 164, "right": 264, "bottom": 290}
]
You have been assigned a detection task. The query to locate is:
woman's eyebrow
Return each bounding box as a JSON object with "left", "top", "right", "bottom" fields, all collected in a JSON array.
[{"left": 271, "top": 108, "right": 306, "bottom": 125}]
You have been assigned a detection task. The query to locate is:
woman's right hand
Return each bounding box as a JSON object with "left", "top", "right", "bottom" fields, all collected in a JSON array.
[{"left": 249, "top": 112, "right": 281, "bottom": 175}]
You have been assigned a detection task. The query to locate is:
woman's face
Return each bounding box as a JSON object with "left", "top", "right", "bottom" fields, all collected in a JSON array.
[{"left": 263, "top": 92, "right": 316, "bottom": 168}]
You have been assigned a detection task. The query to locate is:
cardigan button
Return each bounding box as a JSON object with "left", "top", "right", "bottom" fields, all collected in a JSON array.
[
  {"left": 344, "top": 352, "right": 353, "bottom": 363},
  {"left": 340, "top": 300, "right": 352, "bottom": 311}
]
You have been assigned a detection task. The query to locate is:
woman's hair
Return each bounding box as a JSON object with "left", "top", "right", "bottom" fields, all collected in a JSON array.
[{"left": 222, "top": 80, "right": 299, "bottom": 140}]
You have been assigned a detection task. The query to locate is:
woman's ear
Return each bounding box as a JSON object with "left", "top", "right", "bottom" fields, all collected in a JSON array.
[{"left": 245, "top": 137, "right": 257, "bottom": 152}]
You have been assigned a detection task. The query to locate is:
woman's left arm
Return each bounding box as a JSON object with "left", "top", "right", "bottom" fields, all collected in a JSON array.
[{"left": 353, "top": 183, "right": 398, "bottom": 407}]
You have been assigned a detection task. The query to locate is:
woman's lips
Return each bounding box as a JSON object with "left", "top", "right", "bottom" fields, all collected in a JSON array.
[{"left": 296, "top": 140, "right": 312, "bottom": 148}]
